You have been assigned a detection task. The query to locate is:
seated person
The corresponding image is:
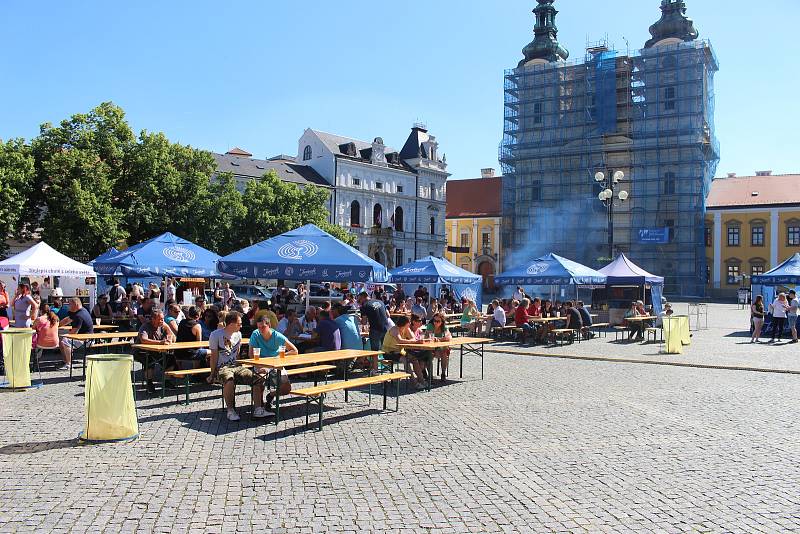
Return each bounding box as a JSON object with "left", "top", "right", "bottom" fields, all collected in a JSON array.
[
  {"left": 527, "top": 297, "right": 542, "bottom": 318},
  {"left": 51, "top": 297, "right": 70, "bottom": 320},
  {"left": 576, "top": 300, "right": 594, "bottom": 338},
  {"left": 514, "top": 298, "right": 535, "bottom": 343},
  {"left": 58, "top": 297, "right": 94, "bottom": 371},
  {"left": 300, "top": 307, "right": 318, "bottom": 333},
  {"left": 426, "top": 312, "right": 452, "bottom": 381},
  {"left": 382, "top": 315, "right": 426, "bottom": 390},
  {"left": 248, "top": 314, "right": 299, "bottom": 411},
  {"left": 564, "top": 301, "right": 583, "bottom": 333},
  {"left": 135, "top": 309, "right": 176, "bottom": 393},
  {"left": 34, "top": 304, "right": 60, "bottom": 354},
  {"left": 657, "top": 303, "right": 674, "bottom": 327},
  {"left": 277, "top": 309, "right": 303, "bottom": 338},
  {"left": 315, "top": 310, "right": 341, "bottom": 352},
  {"left": 164, "top": 303, "right": 183, "bottom": 336},
  {"left": 175, "top": 306, "right": 210, "bottom": 365},
  {"left": 624, "top": 301, "right": 646, "bottom": 340},
  {"left": 208, "top": 311, "right": 269, "bottom": 421},
  {"left": 491, "top": 299, "right": 507, "bottom": 329},
  {"left": 199, "top": 308, "right": 219, "bottom": 340},
  {"left": 91, "top": 295, "right": 114, "bottom": 323}
]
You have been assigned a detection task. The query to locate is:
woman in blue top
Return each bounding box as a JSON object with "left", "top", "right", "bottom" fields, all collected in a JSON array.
[{"left": 248, "top": 314, "right": 299, "bottom": 410}]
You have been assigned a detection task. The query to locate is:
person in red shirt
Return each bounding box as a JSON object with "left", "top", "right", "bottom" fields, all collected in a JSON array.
[
  {"left": 0, "top": 280, "right": 9, "bottom": 317},
  {"left": 514, "top": 298, "right": 535, "bottom": 343},
  {"left": 527, "top": 297, "right": 542, "bottom": 318}
]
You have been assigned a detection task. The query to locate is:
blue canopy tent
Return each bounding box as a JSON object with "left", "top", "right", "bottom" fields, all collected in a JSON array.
[
  {"left": 389, "top": 256, "right": 483, "bottom": 306},
  {"left": 495, "top": 253, "right": 607, "bottom": 286},
  {"left": 219, "top": 224, "right": 388, "bottom": 309},
  {"left": 495, "top": 253, "right": 607, "bottom": 303},
  {"left": 599, "top": 253, "right": 665, "bottom": 319},
  {"left": 88, "top": 247, "right": 119, "bottom": 270},
  {"left": 751, "top": 253, "right": 800, "bottom": 305},
  {"left": 93, "top": 232, "right": 230, "bottom": 279}
]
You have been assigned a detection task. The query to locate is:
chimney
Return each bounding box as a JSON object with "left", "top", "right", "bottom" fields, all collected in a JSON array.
[
  {"left": 726, "top": 173, "right": 736, "bottom": 178},
  {"left": 481, "top": 168, "right": 496, "bottom": 179},
  {"left": 755, "top": 170, "right": 772, "bottom": 176}
]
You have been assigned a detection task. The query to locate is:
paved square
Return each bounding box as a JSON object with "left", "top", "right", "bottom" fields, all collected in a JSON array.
[{"left": 1, "top": 310, "right": 800, "bottom": 532}]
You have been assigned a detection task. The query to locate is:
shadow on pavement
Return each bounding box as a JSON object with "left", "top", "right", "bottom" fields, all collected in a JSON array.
[{"left": 0, "top": 439, "right": 80, "bottom": 455}]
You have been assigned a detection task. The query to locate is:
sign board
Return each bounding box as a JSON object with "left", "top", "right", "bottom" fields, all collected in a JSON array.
[{"left": 637, "top": 228, "right": 670, "bottom": 244}]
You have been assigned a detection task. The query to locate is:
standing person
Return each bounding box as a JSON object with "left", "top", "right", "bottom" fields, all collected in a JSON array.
[
  {"left": 769, "top": 293, "right": 790, "bottom": 343},
  {"left": 58, "top": 297, "right": 94, "bottom": 370},
  {"left": 208, "top": 311, "right": 269, "bottom": 421},
  {"left": 0, "top": 280, "right": 10, "bottom": 318},
  {"left": 91, "top": 295, "right": 113, "bottom": 322},
  {"left": 513, "top": 286, "right": 525, "bottom": 301},
  {"left": 221, "top": 283, "right": 236, "bottom": 306},
  {"left": 12, "top": 283, "right": 38, "bottom": 328},
  {"left": 751, "top": 295, "right": 766, "bottom": 343},
  {"left": 358, "top": 291, "right": 391, "bottom": 351},
  {"left": 130, "top": 282, "right": 143, "bottom": 300},
  {"left": 108, "top": 278, "right": 125, "bottom": 312},
  {"left": 213, "top": 282, "right": 223, "bottom": 304},
  {"left": 165, "top": 278, "right": 177, "bottom": 303},
  {"left": 40, "top": 277, "right": 51, "bottom": 303},
  {"left": 788, "top": 290, "right": 799, "bottom": 344}
]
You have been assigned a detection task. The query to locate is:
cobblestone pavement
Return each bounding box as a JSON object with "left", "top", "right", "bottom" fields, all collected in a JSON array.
[
  {"left": 1, "top": 344, "right": 800, "bottom": 533},
  {"left": 489, "top": 302, "right": 800, "bottom": 373}
]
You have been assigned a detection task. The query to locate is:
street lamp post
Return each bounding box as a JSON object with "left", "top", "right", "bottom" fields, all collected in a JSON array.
[{"left": 594, "top": 170, "right": 629, "bottom": 260}]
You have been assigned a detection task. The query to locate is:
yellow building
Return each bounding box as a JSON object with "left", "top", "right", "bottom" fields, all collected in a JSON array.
[
  {"left": 706, "top": 172, "right": 800, "bottom": 297},
  {"left": 445, "top": 169, "right": 503, "bottom": 290}
]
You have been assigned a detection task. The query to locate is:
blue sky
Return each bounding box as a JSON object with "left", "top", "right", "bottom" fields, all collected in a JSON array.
[{"left": 1, "top": 0, "right": 796, "bottom": 179}]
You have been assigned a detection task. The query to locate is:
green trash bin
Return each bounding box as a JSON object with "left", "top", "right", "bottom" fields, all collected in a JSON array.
[
  {"left": 79, "top": 354, "right": 139, "bottom": 443},
  {"left": 1, "top": 328, "right": 41, "bottom": 390}
]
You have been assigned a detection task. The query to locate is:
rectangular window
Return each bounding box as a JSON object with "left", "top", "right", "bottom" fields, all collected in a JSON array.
[
  {"left": 375, "top": 182, "right": 383, "bottom": 190},
  {"left": 352, "top": 178, "right": 361, "bottom": 186},
  {"left": 727, "top": 264, "right": 740, "bottom": 284},
  {"left": 430, "top": 183, "right": 436, "bottom": 199},
  {"left": 665, "top": 219, "right": 675, "bottom": 242},
  {"left": 705, "top": 227, "right": 712, "bottom": 247},
  {"left": 397, "top": 185, "right": 403, "bottom": 193},
  {"left": 664, "top": 86, "right": 676, "bottom": 111},
  {"left": 789, "top": 226, "right": 800, "bottom": 246},
  {"left": 751, "top": 265, "right": 765, "bottom": 277},
  {"left": 751, "top": 226, "right": 765, "bottom": 247},
  {"left": 481, "top": 232, "right": 490, "bottom": 249},
  {"left": 531, "top": 180, "right": 542, "bottom": 201},
  {"left": 395, "top": 249, "right": 403, "bottom": 268},
  {"left": 727, "top": 227, "right": 740, "bottom": 246},
  {"left": 664, "top": 172, "right": 676, "bottom": 195},
  {"left": 460, "top": 233, "right": 470, "bottom": 248},
  {"left": 534, "top": 102, "right": 543, "bottom": 124}
]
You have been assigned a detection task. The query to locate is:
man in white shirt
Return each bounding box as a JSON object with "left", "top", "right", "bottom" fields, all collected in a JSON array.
[
  {"left": 492, "top": 299, "right": 507, "bottom": 328},
  {"left": 300, "top": 307, "right": 318, "bottom": 333},
  {"left": 165, "top": 278, "right": 176, "bottom": 303},
  {"left": 513, "top": 286, "right": 525, "bottom": 301}
]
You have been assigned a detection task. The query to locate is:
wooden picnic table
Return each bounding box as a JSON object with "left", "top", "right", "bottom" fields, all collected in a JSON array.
[
  {"left": 528, "top": 316, "right": 563, "bottom": 323},
  {"left": 132, "top": 340, "right": 249, "bottom": 397},
  {"left": 60, "top": 324, "right": 118, "bottom": 332},
  {"left": 625, "top": 316, "right": 657, "bottom": 322},
  {"left": 240, "top": 349, "right": 382, "bottom": 424},
  {"left": 397, "top": 336, "right": 493, "bottom": 388}
]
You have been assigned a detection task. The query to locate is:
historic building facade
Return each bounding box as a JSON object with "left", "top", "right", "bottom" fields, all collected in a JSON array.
[
  {"left": 705, "top": 172, "right": 800, "bottom": 298},
  {"left": 296, "top": 126, "right": 449, "bottom": 268},
  {"left": 445, "top": 169, "right": 503, "bottom": 291},
  {"left": 500, "top": 0, "right": 719, "bottom": 296}
]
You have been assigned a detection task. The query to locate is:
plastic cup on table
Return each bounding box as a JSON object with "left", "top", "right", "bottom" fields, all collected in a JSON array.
[
  {"left": 95, "top": 318, "right": 102, "bottom": 326},
  {"left": 278, "top": 345, "right": 286, "bottom": 359},
  {"left": 252, "top": 347, "right": 261, "bottom": 360}
]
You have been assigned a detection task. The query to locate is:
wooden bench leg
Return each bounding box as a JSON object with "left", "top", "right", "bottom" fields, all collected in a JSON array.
[
  {"left": 383, "top": 380, "right": 388, "bottom": 411},
  {"left": 317, "top": 393, "right": 325, "bottom": 431}
]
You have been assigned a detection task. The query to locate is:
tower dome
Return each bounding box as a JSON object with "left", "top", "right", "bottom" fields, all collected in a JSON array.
[
  {"left": 645, "top": 0, "right": 699, "bottom": 48},
  {"left": 519, "top": 0, "right": 569, "bottom": 67}
]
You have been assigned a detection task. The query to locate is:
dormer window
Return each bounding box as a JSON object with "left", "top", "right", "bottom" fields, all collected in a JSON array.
[{"left": 302, "top": 145, "right": 312, "bottom": 161}]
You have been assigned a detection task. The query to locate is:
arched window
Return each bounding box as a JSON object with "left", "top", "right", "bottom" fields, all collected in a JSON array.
[
  {"left": 350, "top": 200, "right": 361, "bottom": 227},
  {"left": 373, "top": 204, "right": 383, "bottom": 227},
  {"left": 394, "top": 207, "right": 404, "bottom": 232},
  {"left": 302, "top": 145, "right": 312, "bottom": 161},
  {"left": 430, "top": 217, "right": 436, "bottom": 235}
]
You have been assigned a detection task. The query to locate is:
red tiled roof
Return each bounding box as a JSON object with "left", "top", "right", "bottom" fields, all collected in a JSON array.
[
  {"left": 707, "top": 174, "right": 800, "bottom": 208},
  {"left": 225, "top": 147, "right": 253, "bottom": 157},
  {"left": 446, "top": 177, "right": 502, "bottom": 218}
]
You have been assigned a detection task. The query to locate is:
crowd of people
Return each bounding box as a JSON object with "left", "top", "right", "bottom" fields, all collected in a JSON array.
[{"left": 749, "top": 291, "right": 800, "bottom": 343}]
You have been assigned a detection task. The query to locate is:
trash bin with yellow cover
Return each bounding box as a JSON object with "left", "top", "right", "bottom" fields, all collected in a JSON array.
[
  {"left": 80, "top": 354, "right": 139, "bottom": 443},
  {"left": 1, "top": 328, "right": 41, "bottom": 390},
  {"left": 663, "top": 315, "right": 691, "bottom": 354}
]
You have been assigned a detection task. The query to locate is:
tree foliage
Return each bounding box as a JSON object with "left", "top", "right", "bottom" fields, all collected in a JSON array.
[
  {"left": 4, "top": 102, "right": 353, "bottom": 261},
  {"left": 0, "top": 139, "right": 35, "bottom": 255}
]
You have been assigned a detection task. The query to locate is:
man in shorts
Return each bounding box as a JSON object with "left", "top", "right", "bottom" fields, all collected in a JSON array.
[
  {"left": 208, "top": 311, "right": 269, "bottom": 421},
  {"left": 248, "top": 314, "right": 299, "bottom": 411},
  {"left": 58, "top": 297, "right": 95, "bottom": 371}
]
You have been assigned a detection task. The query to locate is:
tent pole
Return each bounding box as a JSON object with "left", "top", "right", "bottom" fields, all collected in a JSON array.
[{"left": 305, "top": 279, "right": 311, "bottom": 311}]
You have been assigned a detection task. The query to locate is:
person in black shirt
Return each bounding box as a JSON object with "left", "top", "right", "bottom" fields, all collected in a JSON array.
[
  {"left": 358, "top": 291, "right": 390, "bottom": 351},
  {"left": 58, "top": 297, "right": 95, "bottom": 371},
  {"left": 564, "top": 301, "right": 583, "bottom": 336},
  {"left": 576, "top": 300, "right": 594, "bottom": 339}
]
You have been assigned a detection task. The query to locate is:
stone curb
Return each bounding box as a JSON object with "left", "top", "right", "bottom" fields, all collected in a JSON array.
[{"left": 488, "top": 347, "right": 800, "bottom": 376}]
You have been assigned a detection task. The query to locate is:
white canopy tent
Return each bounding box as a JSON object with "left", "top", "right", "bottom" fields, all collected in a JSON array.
[{"left": 0, "top": 242, "right": 98, "bottom": 310}]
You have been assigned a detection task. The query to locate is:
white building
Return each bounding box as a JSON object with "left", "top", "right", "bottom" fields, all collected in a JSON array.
[{"left": 296, "top": 125, "right": 449, "bottom": 268}]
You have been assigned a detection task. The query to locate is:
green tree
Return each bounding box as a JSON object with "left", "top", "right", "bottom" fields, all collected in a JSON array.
[
  {"left": 238, "top": 171, "right": 356, "bottom": 248},
  {"left": 39, "top": 149, "right": 127, "bottom": 259},
  {"left": 193, "top": 172, "right": 247, "bottom": 255},
  {"left": 0, "top": 139, "right": 35, "bottom": 255}
]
